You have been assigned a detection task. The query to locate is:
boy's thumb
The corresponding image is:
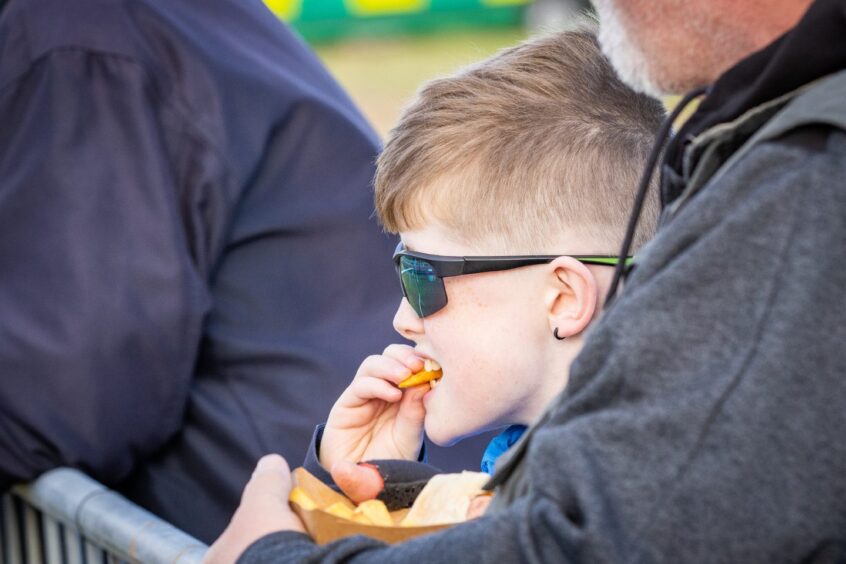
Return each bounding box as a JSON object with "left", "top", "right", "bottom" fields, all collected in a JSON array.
[{"left": 330, "top": 460, "right": 384, "bottom": 503}]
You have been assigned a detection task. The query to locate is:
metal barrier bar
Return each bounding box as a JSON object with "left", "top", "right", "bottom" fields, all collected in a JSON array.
[
  {"left": 2, "top": 468, "right": 208, "bottom": 563},
  {"left": 3, "top": 493, "right": 24, "bottom": 563}
]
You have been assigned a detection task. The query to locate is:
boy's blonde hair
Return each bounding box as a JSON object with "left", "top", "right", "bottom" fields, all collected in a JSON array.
[{"left": 375, "top": 27, "right": 665, "bottom": 254}]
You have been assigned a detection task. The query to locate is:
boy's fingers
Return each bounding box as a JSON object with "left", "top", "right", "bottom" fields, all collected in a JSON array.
[
  {"left": 382, "top": 344, "right": 425, "bottom": 371},
  {"left": 330, "top": 460, "right": 384, "bottom": 504},
  {"left": 382, "top": 344, "right": 415, "bottom": 356},
  {"left": 343, "top": 377, "right": 402, "bottom": 408},
  {"left": 357, "top": 355, "right": 413, "bottom": 384},
  {"left": 393, "top": 385, "right": 427, "bottom": 454},
  {"left": 396, "top": 384, "right": 427, "bottom": 426}
]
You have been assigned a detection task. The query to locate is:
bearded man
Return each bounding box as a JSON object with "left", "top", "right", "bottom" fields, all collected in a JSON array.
[{"left": 205, "top": 1, "right": 846, "bottom": 561}]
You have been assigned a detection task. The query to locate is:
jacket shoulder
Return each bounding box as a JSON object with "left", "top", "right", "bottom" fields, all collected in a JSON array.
[
  {"left": 759, "top": 69, "right": 846, "bottom": 141},
  {"left": 0, "top": 0, "right": 156, "bottom": 86}
]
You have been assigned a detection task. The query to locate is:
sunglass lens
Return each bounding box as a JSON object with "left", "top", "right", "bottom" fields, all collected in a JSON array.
[{"left": 399, "top": 255, "right": 447, "bottom": 318}]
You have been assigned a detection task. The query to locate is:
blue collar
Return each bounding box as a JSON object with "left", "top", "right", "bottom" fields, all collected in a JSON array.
[{"left": 480, "top": 425, "right": 527, "bottom": 475}]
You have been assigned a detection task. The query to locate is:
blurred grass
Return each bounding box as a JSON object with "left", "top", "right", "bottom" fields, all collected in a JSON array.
[
  {"left": 315, "top": 27, "right": 691, "bottom": 139},
  {"left": 315, "top": 27, "right": 528, "bottom": 138}
]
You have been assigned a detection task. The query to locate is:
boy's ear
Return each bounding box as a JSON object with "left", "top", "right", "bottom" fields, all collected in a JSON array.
[{"left": 544, "top": 256, "right": 598, "bottom": 339}]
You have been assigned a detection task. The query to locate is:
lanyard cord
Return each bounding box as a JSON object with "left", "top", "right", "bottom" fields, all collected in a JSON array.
[{"left": 604, "top": 86, "right": 708, "bottom": 307}]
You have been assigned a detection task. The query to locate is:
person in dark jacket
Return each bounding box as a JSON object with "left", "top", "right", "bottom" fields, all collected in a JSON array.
[
  {"left": 0, "top": 0, "right": 490, "bottom": 544},
  {"left": 204, "top": 0, "right": 846, "bottom": 561}
]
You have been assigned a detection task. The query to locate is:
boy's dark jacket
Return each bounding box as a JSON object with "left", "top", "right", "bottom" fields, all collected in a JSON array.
[{"left": 242, "top": 0, "right": 846, "bottom": 561}]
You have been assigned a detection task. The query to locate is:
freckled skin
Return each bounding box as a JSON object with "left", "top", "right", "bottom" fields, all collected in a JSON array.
[{"left": 394, "top": 223, "right": 606, "bottom": 446}]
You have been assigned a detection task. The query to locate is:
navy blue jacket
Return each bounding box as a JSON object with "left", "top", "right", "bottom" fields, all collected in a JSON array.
[{"left": 0, "top": 0, "right": 491, "bottom": 542}]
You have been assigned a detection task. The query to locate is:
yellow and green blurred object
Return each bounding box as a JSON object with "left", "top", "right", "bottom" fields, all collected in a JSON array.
[{"left": 264, "top": 0, "right": 529, "bottom": 42}]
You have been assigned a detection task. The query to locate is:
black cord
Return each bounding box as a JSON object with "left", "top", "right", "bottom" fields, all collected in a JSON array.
[{"left": 603, "top": 86, "right": 708, "bottom": 307}]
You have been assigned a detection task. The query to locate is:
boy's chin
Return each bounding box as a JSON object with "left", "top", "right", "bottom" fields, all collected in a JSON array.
[{"left": 424, "top": 418, "right": 481, "bottom": 448}]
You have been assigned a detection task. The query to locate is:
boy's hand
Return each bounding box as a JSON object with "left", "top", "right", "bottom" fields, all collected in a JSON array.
[
  {"left": 320, "top": 344, "right": 429, "bottom": 472},
  {"left": 330, "top": 460, "right": 384, "bottom": 503}
]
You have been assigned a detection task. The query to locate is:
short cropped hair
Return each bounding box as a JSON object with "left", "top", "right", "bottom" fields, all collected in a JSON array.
[{"left": 374, "top": 27, "right": 666, "bottom": 254}]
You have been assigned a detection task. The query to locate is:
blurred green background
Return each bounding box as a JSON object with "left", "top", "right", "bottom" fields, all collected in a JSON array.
[
  {"left": 266, "top": 0, "right": 531, "bottom": 42},
  {"left": 263, "top": 0, "right": 592, "bottom": 137},
  {"left": 315, "top": 28, "right": 527, "bottom": 137}
]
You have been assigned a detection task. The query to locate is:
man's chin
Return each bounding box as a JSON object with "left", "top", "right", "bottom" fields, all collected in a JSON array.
[
  {"left": 607, "top": 53, "right": 666, "bottom": 97},
  {"left": 593, "top": 0, "right": 679, "bottom": 97},
  {"left": 597, "top": 15, "right": 665, "bottom": 96}
]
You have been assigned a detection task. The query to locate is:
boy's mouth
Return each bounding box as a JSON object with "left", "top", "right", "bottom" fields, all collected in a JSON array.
[
  {"left": 398, "top": 358, "right": 443, "bottom": 389},
  {"left": 424, "top": 359, "right": 442, "bottom": 389}
]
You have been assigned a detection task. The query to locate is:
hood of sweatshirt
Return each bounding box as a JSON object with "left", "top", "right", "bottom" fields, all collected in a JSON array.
[
  {"left": 604, "top": 0, "right": 846, "bottom": 304},
  {"left": 662, "top": 0, "right": 846, "bottom": 205}
]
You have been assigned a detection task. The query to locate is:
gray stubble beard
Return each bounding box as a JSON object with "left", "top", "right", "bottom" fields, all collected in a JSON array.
[{"left": 592, "top": 0, "right": 667, "bottom": 97}]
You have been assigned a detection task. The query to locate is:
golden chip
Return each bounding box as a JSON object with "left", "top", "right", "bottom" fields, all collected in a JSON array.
[
  {"left": 325, "top": 502, "right": 355, "bottom": 520},
  {"left": 398, "top": 369, "right": 442, "bottom": 389},
  {"left": 354, "top": 500, "right": 394, "bottom": 527},
  {"left": 289, "top": 487, "right": 318, "bottom": 511}
]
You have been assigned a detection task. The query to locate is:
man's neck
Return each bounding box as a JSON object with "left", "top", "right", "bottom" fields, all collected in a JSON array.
[{"left": 726, "top": 1, "right": 813, "bottom": 79}]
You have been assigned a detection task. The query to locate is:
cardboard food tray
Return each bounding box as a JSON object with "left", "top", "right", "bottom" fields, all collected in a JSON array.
[{"left": 291, "top": 467, "right": 451, "bottom": 545}]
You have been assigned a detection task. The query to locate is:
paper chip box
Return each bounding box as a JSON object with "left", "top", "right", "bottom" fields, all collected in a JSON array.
[{"left": 290, "top": 467, "right": 455, "bottom": 545}]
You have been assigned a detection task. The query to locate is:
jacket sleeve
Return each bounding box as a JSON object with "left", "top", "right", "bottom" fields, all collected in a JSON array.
[
  {"left": 0, "top": 49, "right": 208, "bottom": 487},
  {"left": 235, "top": 126, "right": 846, "bottom": 563},
  {"left": 239, "top": 495, "right": 581, "bottom": 564}
]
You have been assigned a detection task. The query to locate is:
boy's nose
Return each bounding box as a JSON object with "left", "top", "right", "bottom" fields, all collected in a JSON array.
[{"left": 393, "top": 298, "right": 425, "bottom": 340}]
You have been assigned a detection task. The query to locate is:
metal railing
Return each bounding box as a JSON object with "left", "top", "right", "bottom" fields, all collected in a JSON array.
[{"left": 1, "top": 468, "right": 208, "bottom": 563}]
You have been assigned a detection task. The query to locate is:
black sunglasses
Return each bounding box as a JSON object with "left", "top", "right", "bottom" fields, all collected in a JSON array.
[{"left": 393, "top": 242, "right": 633, "bottom": 318}]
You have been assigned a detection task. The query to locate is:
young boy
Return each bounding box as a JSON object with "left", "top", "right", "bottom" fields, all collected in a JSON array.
[{"left": 316, "top": 28, "right": 665, "bottom": 485}]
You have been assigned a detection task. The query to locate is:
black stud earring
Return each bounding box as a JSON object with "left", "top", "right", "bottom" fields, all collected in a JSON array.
[{"left": 553, "top": 327, "right": 566, "bottom": 340}]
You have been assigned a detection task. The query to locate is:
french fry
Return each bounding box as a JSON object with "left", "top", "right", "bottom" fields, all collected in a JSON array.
[
  {"left": 291, "top": 467, "right": 468, "bottom": 544},
  {"left": 355, "top": 500, "right": 394, "bottom": 527},
  {"left": 352, "top": 513, "right": 373, "bottom": 525},
  {"left": 397, "top": 369, "right": 441, "bottom": 389},
  {"left": 398, "top": 359, "right": 443, "bottom": 389},
  {"left": 325, "top": 502, "right": 355, "bottom": 520},
  {"left": 289, "top": 487, "right": 318, "bottom": 511}
]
